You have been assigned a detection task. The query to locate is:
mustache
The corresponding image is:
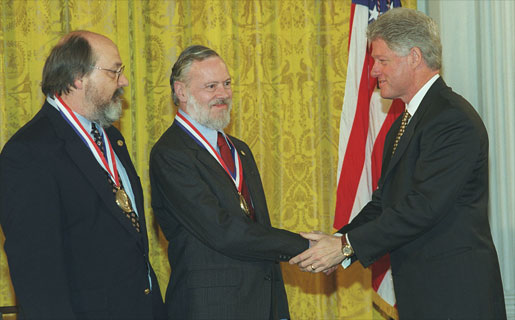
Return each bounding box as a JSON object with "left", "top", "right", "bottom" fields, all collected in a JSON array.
[
  {"left": 208, "top": 98, "right": 231, "bottom": 107},
  {"left": 112, "top": 88, "right": 124, "bottom": 100}
]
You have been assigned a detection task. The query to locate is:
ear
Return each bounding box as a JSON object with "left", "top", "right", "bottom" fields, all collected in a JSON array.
[
  {"left": 72, "top": 77, "right": 85, "bottom": 90},
  {"left": 174, "top": 81, "right": 188, "bottom": 104},
  {"left": 409, "top": 47, "right": 423, "bottom": 68}
]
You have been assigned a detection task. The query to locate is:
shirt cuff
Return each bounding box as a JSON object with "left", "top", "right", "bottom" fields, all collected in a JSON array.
[{"left": 334, "top": 232, "right": 352, "bottom": 269}]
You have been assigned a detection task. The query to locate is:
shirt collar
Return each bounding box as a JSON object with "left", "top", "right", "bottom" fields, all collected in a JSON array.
[
  {"left": 47, "top": 95, "right": 102, "bottom": 136},
  {"left": 177, "top": 109, "right": 222, "bottom": 150},
  {"left": 406, "top": 74, "right": 440, "bottom": 117}
]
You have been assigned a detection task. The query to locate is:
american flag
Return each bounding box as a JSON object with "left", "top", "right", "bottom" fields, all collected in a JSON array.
[{"left": 334, "top": 0, "right": 403, "bottom": 308}]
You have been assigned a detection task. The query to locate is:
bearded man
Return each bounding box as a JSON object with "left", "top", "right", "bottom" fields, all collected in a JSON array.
[
  {"left": 0, "top": 31, "right": 165, "bottom": 319},
  {"left": 149, "top": 45, "right": 308, "bottom": 320}
]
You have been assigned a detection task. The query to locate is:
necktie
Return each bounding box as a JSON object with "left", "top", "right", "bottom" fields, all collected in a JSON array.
[
  {"left": 91, "top": 124, "right": 141, "bottom": 232},
  {"left": 217, "top": 132, "right": 255, "bottom": 221},
  {"left": 391, "top": 110, "right": 411, "bottom": 156}
]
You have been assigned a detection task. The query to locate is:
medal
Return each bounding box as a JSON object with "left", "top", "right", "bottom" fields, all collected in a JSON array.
[
  {"left": 49, "top": 95, "right": 139, "bottom": 222},
  {"left": 51, "top": 96, "right": 119, "bottom": 185},
  {"left": 176, "top": 112, "right": 254, "bottom": 218},
  {"left": 116, "top": 188, "right": 133, "bottom": 213},
  {"left": 176, "top": 112, "right": 243, "bottom": 190},
  {"left": 239, "top": 192, "right": 250, "bottom": 217}
]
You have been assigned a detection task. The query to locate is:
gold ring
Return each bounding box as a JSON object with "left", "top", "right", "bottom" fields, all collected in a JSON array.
[{"left": 311, "top": 265, "right": 316, "bottom": 271}]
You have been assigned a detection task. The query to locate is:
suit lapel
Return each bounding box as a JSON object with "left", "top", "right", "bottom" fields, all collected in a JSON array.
[
  {"left": 236, "top": 145, "right": 270, "bottom": 225},
  {"left": 384, "top": 112, "right": 417, "bottom": 176},
  {"left": 107, "top": 128, "right": 147, "bottom": 246},
  {"left": 381, "top": 116, "right": 402, "bottom": 172},
  {"left": 382, "top": 78, "right": 447, "bottom": 181},
  {"left": 174, "top": 123, "right": 237, "bottom": 187},
  {"left": 45, "top": 103, "right": 142, "bottom": 239},
  {"left": 173, "top": 123, "right": 262, "bottom": 221}
]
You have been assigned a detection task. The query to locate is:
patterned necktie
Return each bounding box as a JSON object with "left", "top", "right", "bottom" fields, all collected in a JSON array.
[
  {"left": 217, "top": 132, "right": 255, "bottom": 221},
  {"left": 91, "top": 124, "right": 141, "bottom": 232},
  {"left": 391, "top": 110, "right": 411, "bottom": 157}
]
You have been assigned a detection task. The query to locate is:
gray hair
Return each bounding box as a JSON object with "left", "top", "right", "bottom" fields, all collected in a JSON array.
[
  {"left": 367, "top": 7, "right": 442, "bottom": 70},
  {"left": 169, "top": 45, "right": 220, "bottom": 106}
]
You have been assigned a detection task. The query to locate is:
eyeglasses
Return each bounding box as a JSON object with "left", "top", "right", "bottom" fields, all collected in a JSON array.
[{"left": 91, "top": 65, "right": 125, "bottom": 81}]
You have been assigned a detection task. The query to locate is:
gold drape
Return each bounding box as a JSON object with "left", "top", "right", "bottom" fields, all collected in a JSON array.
[{"left": 0, "top": 1, "right": 414, "bottom": 318}]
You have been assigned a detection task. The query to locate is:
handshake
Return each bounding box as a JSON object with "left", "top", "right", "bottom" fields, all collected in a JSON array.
[{"left": 288, "top": 231, "right": 350, "bottom": 275}]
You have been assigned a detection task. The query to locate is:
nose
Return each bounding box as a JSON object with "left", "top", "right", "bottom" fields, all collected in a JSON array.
[
  {"left": 370, "top": 59, "right": 381, "bottom": 78},
  {"left": 215, "top": 84, "right": 231, "bottom": 99},
  {"left": 118, "top": 73, "right": 129, "bottom": 87}
]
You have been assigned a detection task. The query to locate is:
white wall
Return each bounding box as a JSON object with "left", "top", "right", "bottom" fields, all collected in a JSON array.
[{"left": 418, "top": 0, "right": 515, "bottom": 318}]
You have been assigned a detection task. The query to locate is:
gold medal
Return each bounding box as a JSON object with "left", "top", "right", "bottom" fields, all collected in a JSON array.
[
  {"left": 238, "top": 192, "right": 250, "bottom": 217},
  {"left": 115, "top": 188, "right": 133, "bottom": 213}
]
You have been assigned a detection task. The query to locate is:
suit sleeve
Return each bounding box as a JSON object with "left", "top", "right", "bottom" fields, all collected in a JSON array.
[
  {"left": 338, "top": 188, "right": 383, "bottom": 235},
  {"left": 0, "top": 141, "right": 76, "bottom": 318},
  {"left": 338, "top": 118, "right": 401, "bottom": 236},
  {"left": 348, "top": 107, "right": 484, "bottom": 267},
  {"left": 149, "top": 143, "right": 308, "bottom": 263}
]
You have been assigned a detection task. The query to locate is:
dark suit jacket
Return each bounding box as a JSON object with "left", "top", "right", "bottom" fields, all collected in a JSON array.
[
  {"left": 0, "top": 102, "right": 166, "bottom": 319},
  {"left": 339, "top": 78, "right": 506, "bottom": 319},
  {"left": 149, "top": 121, "right": 308, "bottom": 320}
]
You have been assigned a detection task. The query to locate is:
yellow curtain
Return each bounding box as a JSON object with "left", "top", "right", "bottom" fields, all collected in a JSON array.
[{"left": 0, "top": 0, "right": 415, "bottom": 318}]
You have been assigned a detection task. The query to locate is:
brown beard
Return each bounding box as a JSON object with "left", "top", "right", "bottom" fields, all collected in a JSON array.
[{"left": 86, "top": 86, "right": 124, "bottom": 128}]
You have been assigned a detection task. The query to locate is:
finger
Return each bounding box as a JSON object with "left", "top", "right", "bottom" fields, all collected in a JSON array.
[
  {"left": 298, "top": 259, "right": 314, "bottom": 269},
  {"left": 299, "top": 232, "right": 324, "bottom": 241},
  {"left": 323, "top": 266, "right": 338, "bottom": 276},
  {"left": 300, "top": 264, "right": 316, "bottom": 273},
  {"left": 289, "top": 254, "right": 302, "bottom": 264},
  {"left": 289, "top": 250, "right": 311, "bottom": 264},
  {"left": 297, "top": 254, "right": 320, "bottom": 269},
  {"left": 310, "top": 264, "right": 322, "bottom": 273}
]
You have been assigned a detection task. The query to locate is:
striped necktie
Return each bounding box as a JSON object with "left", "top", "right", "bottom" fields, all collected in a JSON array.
[{"left": 91, "top": 124, "right": 141, "bottom": 232}]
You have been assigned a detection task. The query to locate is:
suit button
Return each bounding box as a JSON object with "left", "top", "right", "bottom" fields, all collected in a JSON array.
[
  {"left": 264, "top": 275, "right": 271, "bottom": 281},
  {"left": 144, "top": 288, "right": 151, "bottom": 295}
]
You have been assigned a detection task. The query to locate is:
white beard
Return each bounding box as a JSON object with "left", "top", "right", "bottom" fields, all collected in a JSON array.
[{"left": 187, "top": 93, "right": 232, "bottom": 131}]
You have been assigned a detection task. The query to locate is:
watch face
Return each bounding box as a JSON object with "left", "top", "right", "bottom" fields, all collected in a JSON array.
[{"left": 343, "top": 245, "right": 353, "bottom": 256}]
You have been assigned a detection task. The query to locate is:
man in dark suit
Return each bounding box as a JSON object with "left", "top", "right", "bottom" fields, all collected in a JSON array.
[
  {"left": 0, "top": 31, "right": 165, "bottom": 319},
  {"left": 290, "top": 8, "right": 506, "bottom": 320},
  {"left": 149, "top": 45, "right": 309, "bottom": 319}
]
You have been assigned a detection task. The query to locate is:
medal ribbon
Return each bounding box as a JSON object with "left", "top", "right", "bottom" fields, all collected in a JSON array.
[
  {"left": 48, "top": 95, "right": 121, "bottom": 188},
  {"left": 175, "top": 112, "right": 243, "bottom": 192}
]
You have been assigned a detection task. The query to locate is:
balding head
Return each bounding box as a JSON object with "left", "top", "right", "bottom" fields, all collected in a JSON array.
[{"left": 41, "top": 30, "right": 113, "bottom": 96}]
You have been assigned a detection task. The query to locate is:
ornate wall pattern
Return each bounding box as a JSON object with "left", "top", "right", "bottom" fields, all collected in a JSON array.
[{"left": 0, "top": 0, "right": 414, "bottom": 318}]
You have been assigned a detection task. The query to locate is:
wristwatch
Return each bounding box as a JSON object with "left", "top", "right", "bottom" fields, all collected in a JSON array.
[{"left": 341, "top": 234, "right": 354, "bottom": 258}]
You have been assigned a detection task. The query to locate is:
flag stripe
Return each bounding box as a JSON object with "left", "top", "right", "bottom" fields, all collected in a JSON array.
[
  {"left": 334, "top": 3, "right": 371, "bottom": 229},
  {"left": 348, "top": 3, "right": 356, "bottom": 49},
  {"left": 334, "top": 57, "right": 371, "bottom": 229},
  {"left": 335, "top": 0, "right": 404, "bottom": 310}
]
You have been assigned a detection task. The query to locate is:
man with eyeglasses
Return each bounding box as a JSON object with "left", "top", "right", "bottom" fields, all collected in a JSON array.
[{"left": 0, "top": 31, "right": 165, "bottom": 319}]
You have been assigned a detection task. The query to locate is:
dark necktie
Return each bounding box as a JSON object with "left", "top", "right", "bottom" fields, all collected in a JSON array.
[
  {"left": 391, "top": 110, "right": 411, "bottom": 156},
  {"left": 217, "top": 132, "right": 255, "bottom": 221},
  {"left": 91, "top": 124, "right": 141, "bottom": 232}
]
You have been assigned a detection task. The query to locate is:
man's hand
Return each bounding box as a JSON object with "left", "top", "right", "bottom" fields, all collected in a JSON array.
[
  {"left": 323, "top": 265, "right": 339, "bottom": 276},
  {"left": 289, "top": 232, "right": 345, "bottom": 273}
]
